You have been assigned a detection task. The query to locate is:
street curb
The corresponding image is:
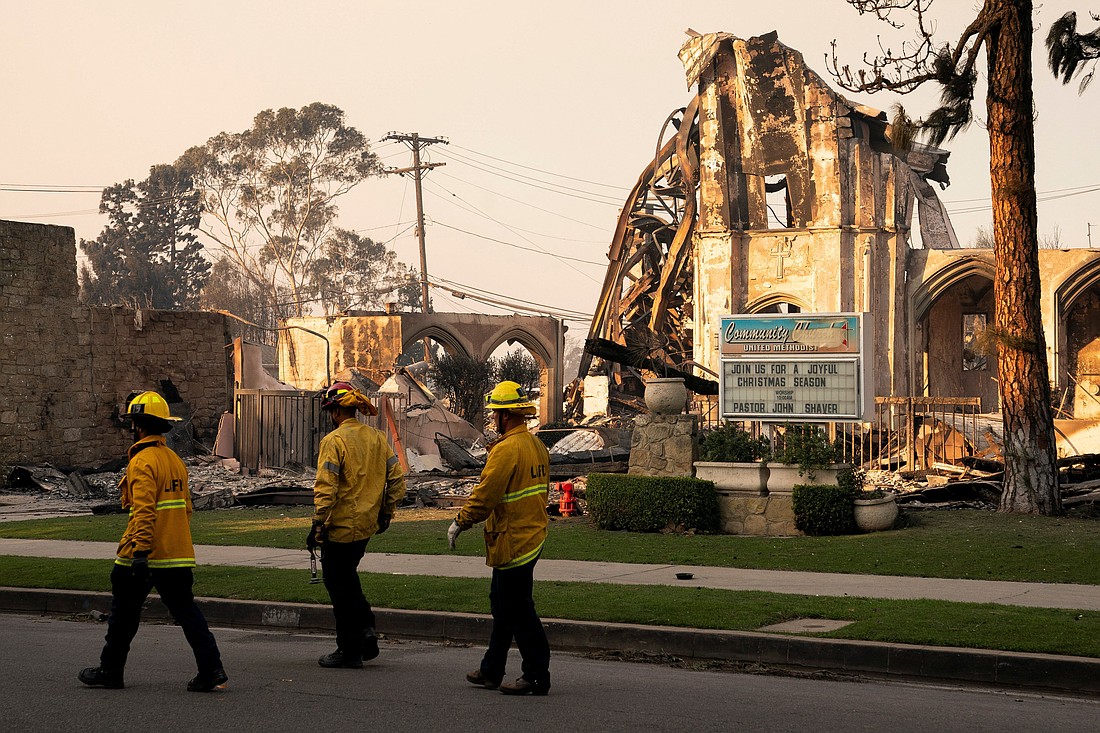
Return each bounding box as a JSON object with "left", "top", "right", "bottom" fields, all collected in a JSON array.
[{"left": 3, "top": 586, "right": 1097, "bottom": 696}]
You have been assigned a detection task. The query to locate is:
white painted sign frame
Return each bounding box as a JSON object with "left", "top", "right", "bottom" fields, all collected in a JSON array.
[{"left": 717, "top": 313, "right": 873, "bottom": 422}]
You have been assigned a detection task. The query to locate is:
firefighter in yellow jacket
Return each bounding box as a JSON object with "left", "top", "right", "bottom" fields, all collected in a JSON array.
[
  {"left": 79, "top": 391, "right": 226, "bottom": 692},
  {"left": 308, "top": 382, "right": 406, "bottom": 668},
  {"left": 448, "top": 381, "right": 551, "bottom": 696}
]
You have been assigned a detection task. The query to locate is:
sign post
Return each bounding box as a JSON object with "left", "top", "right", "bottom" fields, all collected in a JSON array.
[{"left": 718, "top": 314, "right": 872, "bottom": 422}]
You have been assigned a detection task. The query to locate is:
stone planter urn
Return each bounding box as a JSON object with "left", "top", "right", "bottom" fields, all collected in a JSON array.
[
  {"left": 694, "top": 461, "right": 770, "bottom": 494},
  {"left": 644, "top": 377, "right": 688, "bottom": 416},
  {"left": 853, "top": 491, "right": 899, "bottom": 532}
]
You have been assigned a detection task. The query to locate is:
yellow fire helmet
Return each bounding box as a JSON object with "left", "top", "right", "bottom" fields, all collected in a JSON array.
[
  {"left": 485, "top": 380, "right": 537, "bottom": 415},
  {"left": 121, "top": 391, "right": 180, "bottom": 427}
]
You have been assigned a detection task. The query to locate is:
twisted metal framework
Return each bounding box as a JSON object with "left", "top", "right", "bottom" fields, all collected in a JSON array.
[{"left": 580, "top": 97, "right": 701, "bottom": 385}]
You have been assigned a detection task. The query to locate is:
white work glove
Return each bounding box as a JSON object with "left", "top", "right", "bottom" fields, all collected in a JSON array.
[{"left": 447, "top": 520, "right": 464, "bottom": 550}]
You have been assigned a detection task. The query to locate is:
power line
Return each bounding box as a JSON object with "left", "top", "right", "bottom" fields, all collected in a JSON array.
[
  {"left": 0, "top": 187, "right": 103, "bottom": 193},
  {"left": 423, "top": 179, "right": 602, "bottom": 284},
  {"left": 941, "top": 182, "right": 1100, "bottom": 204},
  {"left": 425, "top": 175, "right": 607, "bottom": 232},
  {"left": 497, "top": 225, "right": 607, "bottom": 243},
  {"left": 450, "top": 143, "right": 630, "bottom": 191},
  {"left": 4, "top": 208, "right": 100, "bottom": 219},
  {"left": 429, "top": 276, "right": 593, "bottom": 322},
  {"left": 351, "top": 220, "right": 417, "bottom": 233},
  {"left": 0, "top": 182, "right": 105, "bottom": 190},
  {"left": 393, "top": 188, "right": 608, "bottom": 243},
  {"left": 430, "top": 274, "right": 593, "bottom": 318},
  {"left": 947, "top": 185, "right": 1100, "bottom": 215},
  {"left": 432, "top": 221, "right": 606, "bottom": 266},
  {"left": 434, "top": 148, "right": 625, "bottom": 205},
  {"left": 434, "top": 156, "right": 621, "bottom": 208},
  {"left": 377, "top": 223, "right": 418, "bottom": 247}
]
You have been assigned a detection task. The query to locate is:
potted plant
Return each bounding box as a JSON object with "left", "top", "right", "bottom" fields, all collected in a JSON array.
[
  {"left": 768, "top": 424, "right": 846, "bottom": 493},
  {"left": 693, "top": 422, "right": 771, "bottom": 493},
  {"left": 853, "top": 486, "right": 899, "bottom": 532}
]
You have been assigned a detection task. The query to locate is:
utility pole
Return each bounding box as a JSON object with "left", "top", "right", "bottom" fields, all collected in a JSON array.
[{"left": 383, "top": 132, "right": 448, "bottom": 317}]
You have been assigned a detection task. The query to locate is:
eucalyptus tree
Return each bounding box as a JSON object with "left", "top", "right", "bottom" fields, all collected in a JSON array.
[{"left": 181, "top": 103, "right": 383, "bottom": 318}]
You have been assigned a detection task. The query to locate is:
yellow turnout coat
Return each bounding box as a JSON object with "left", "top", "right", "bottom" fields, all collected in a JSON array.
[
  {"left": 456, "top": 423, "right": 549, "bottom": 569},
  {"left": 114, "top": 435, "right": 195, "bottom": 569},
  {"left": 313, "top": 420, "right": 406, "bottom": 542}
]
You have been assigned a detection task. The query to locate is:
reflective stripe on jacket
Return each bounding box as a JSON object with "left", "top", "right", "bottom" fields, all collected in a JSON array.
[
  {"left": 313, "top": 420, "right": 407, "bottom": 542},
  {"left": 115, "top": 435, "right": 195, "bottom": 569},
  {"left": 456, "top": 423, "right": 549, "bottom": 569}
]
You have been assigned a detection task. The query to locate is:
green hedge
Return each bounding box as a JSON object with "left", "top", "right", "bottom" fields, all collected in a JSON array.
[
  {"left": 587, "top": 473, "right": 719, "bottom": 533},
  {"left": 791, "top": 484, "right": 855, "bottom": 536}
]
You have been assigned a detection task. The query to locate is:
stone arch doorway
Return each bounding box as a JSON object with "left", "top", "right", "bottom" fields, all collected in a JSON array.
[
  {"left": 281, "top": 313, "right": 564, "bottom": 422},
  {"left": 480, "top": 327, "right": 558, "bottom": 423},
  {"left": 911, "top": 257, "right": 997, "bottom": 410},
  {"left": 399, "top": 325, "right": 474, "bottom": 361},
  {"left": 1055, "top": 259, "right": 1100, "bottom": 418}
]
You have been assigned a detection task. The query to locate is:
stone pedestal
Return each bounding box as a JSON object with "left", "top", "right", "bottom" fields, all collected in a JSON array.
[
  {"left": 628, "top": 414, "right": 699, "bottom": 477},
  {"left": 714, "top": 490, "right": 801, "bottom": 536}
]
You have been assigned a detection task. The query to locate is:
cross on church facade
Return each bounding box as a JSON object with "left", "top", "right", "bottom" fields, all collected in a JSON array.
[{"left": 769, "top": 237, "right": 794, "bottom": 279}]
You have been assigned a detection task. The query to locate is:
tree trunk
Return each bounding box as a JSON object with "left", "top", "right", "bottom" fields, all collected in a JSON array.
[{"left": 986, "top": 0, "right": 1061, "bottom": 514}]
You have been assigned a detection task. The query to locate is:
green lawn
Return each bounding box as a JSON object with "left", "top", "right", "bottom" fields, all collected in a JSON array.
[
  {"left": 2, "top": 507, "right": 1097, "bottom": 584},
  {"left": 3, "top": 507, "right": 1098, "bottom": 658},
  {"left": 2, "top": 556, "right": 1097, "bottom": 659}
]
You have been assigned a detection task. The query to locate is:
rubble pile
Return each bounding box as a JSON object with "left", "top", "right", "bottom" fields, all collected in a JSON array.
[
  {"left": 861, "top": 453, "right": 1100, "bottom": 516},
  {"left": 1, "top": 457, "right": 317, "bottom": 518}
]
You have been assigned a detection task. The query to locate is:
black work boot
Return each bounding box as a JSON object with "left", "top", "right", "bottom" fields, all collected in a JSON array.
[
  {"left": 187, "top": 668, "right": 228, "bottom": 692},
  {"left": 79, "top": 666, "right": 124, "bottom": 689},
  {"left": 362, "top": 628, "right": 380, "bottom": 662},
  {"left": 318, "top": 649, "right": 363, "bottom": 669}
]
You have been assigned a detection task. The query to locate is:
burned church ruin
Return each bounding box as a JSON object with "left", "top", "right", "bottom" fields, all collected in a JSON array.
[{"left": 584, "top": 31, "right": 1100, "bottom": 425}]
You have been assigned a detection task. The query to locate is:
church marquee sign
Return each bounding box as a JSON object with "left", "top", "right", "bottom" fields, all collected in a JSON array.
[{"left": 718, "top": 314, "right": 872, "bottom": 422}]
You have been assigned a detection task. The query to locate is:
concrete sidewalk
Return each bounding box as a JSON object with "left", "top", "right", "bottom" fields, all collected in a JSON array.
[
  {"left": 3, "top": 537, "right": 1100, "bottom": 696},
  {"left": 3, "top": 538, "right": 1099, "bottom": 611}
]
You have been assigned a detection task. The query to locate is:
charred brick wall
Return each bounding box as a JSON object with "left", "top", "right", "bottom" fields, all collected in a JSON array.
[{"left": 0, "top": 220, "right": 231, "bottom": 469}]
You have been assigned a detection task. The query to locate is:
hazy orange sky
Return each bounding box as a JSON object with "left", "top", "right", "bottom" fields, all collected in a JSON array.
[{"left": 4, "top": 1, "right": 1097, "bottom": 330}]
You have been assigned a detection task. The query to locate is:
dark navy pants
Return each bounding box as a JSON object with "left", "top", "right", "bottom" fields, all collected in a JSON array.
[
  {"left": 321, "top": 538, "right": 375, "bottom": 655},
  {"left": 480, "top": 556, "right": 551, "bottom": 688},
  {"left": 99, "top": 564, "right": 223, "bottom": 675}
]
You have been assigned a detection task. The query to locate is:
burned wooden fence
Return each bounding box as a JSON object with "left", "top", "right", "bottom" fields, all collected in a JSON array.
[{"left": 234, "top": 389, "right": 409, "bottom": 473}]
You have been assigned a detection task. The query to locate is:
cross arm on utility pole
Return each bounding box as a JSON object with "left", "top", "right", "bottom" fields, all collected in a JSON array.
[
  {"left": 383, "top": 132, "right": 449, "bottom": 147},
  {"left": 386, "top": 162, "right": 446, "bottom": 176}
]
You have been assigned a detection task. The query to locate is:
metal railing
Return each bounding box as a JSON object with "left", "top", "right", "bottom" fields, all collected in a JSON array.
[
  {"left": 691, "top": 395, "right": 984, "bottom": 471},
  {"left": 853, "top": 396, "right": 983, "bottom": 471}
]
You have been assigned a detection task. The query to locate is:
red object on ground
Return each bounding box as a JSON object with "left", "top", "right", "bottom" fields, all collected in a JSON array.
[{"left": 559, "top": 481, "right": 575, "bottom": 517}]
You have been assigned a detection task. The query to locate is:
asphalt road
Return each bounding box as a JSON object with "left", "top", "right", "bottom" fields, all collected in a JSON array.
[{"left": 5, "top": 614, "right": 1097, "bottom": 732}]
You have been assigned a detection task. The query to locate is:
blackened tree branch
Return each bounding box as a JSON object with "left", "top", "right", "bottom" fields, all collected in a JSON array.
[{"left": 1047, "top": 10, "right": 1100, "bottom": 92}]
